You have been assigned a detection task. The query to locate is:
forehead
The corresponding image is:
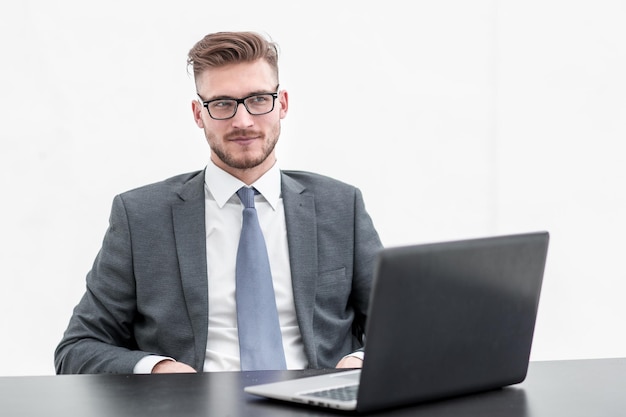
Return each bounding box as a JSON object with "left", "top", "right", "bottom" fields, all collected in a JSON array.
[{"left": 196, "top": 59, "right": 277, "bottom": 98}]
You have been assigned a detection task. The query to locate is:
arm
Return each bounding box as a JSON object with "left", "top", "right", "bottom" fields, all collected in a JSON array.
[
  {"left": 350, "top": 187, "right": 383, "bottom": 345},
  {"left": 335, "top": 187, "right": 381, "bottom": 368},
  {"left": 54, "top": 195, "right": 151, "bottom": 374}
]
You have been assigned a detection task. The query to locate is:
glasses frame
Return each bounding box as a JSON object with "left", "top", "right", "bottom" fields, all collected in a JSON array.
[{"left": 198, "top": 90, "right": 279, "bottom": 120}]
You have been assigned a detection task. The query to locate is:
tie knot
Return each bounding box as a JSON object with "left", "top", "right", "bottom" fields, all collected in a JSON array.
[{"left": 236, "top": 187, "right": 257, "bottom": 209}]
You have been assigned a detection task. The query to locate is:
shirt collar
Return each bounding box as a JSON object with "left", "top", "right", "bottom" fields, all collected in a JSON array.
[{"left": 204, "top": 160, "right": 282, "bottom": 210}]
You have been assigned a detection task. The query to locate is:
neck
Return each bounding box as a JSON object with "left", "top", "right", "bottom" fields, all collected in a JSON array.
[{"left": 211, "top": 155, "right": 276, "bottom": 186}]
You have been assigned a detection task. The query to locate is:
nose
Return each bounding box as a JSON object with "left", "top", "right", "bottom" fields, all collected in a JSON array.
[{"left": 231, "top": 102, "right": 254, "bottom": 128}]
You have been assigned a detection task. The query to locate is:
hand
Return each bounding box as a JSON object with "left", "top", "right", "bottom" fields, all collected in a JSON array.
[
  {"left": 152, "top": 360, "right": 197, "bottom": 374},
  {"left": 335, "top": 356, "right": 364, "bottom": 369}
]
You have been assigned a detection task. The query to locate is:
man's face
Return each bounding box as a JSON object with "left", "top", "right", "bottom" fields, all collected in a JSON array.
[{"left": 192, "top": 59, "right": 288, "bottom": 179}]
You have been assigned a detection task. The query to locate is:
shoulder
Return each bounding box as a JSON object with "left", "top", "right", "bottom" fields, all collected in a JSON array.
[
  {"left": 117, "top": 170, "right": 204, "bottom": 207},
  {"left": 281, "top": 170, "right": 358, "bottom": 194}
]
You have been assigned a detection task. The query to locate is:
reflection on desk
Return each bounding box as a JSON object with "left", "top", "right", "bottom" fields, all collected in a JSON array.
[{"left": 1, "top": 359, "right": 625, "bottom": 416}]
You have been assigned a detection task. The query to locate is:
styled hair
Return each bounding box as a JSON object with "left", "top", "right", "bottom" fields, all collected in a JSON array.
[{"left": 187, "top": 31, "right": 279, "bottom": 83}]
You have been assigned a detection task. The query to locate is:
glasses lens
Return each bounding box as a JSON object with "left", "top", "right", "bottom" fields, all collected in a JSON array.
[
  {"left": 207, "top": 100, "right": 238, "bottom": 120},
  {"left": 243, "top": 94, "right": 276, "bottom": 115}
]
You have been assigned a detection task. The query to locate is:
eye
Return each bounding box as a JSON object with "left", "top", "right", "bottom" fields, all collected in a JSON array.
[
  {"left": 250, "top": 95, "right": 269, "bottom": 103},
  {"left": 211, "top": 100, "right": 235, "bottom": 109}
]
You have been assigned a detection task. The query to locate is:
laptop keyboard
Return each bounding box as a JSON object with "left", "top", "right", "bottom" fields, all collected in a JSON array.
[{"left": 302, "top": 384, "right": 359, "bottom": 402}]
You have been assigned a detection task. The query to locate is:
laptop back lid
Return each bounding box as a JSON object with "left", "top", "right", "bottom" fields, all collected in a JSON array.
[{"left": 356, "top": 232, "right": 549, "bottom": 412}]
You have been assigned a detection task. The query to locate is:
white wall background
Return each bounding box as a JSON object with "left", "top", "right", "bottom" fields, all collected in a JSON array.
[{"left": 1, "top": 0, "right": 624, "bottom": 376}]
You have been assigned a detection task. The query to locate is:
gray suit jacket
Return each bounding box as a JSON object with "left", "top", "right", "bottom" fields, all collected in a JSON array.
[{"left": 55, "top": 169, "right": 382, "bottom": 374}]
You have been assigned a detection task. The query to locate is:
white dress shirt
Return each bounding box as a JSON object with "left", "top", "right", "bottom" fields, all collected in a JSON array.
[{"left": 202, "top": 161, "right": 307, "bottom": 371}]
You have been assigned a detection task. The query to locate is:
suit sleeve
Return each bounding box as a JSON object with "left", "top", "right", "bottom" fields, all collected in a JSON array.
[
  {"left": 54, "top": 195, "right": 150, "bottom": 374},
  {"left": 350, "top": 188, "right": 383, "bottom": 345}
]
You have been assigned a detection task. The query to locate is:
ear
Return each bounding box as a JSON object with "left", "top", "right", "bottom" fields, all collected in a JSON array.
[
  {"left": 191, "top": 100, "right": 205, "bottom": 128},
  {"left": 278, "top": 90, "right": 289, "bottom": 119}
]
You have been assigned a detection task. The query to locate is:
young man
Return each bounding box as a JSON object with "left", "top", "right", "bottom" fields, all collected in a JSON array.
[{"left": 55, "top": 31, "right": 382, "bottom": 374}]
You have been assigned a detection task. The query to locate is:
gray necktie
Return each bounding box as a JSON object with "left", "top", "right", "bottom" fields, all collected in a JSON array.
[{"left": 235, "top": 186, "right": 287, "bottom": 370}]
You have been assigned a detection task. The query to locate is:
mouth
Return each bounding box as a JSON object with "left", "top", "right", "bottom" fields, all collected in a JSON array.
[
  {"left": 230, "top": 137, "right": 258, "bottom": 146},
  {"left": 227, "top": 131, "right": 262, "bottom": 145}
]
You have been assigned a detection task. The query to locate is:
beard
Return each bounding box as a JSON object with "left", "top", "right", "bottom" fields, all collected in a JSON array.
[{"left": 207, "top": 125, "right": 280, "bottom": 170}]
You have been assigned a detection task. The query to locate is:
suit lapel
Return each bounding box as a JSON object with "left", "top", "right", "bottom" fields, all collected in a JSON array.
[
  {"left": 172, "top": 170, "right": 208, "bottom": 371},
  {"left": 281, "top": 173, "right": 319, "bottom": 367}
]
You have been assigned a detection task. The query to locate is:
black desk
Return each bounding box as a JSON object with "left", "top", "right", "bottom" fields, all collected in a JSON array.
[{"left": 1, "top": 358, "right": 625, "bottom": 416}]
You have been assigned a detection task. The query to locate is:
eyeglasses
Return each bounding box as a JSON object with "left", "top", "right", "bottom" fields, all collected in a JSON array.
[{"left": 199, "top": 91, "right": 279, "bottom": 120}]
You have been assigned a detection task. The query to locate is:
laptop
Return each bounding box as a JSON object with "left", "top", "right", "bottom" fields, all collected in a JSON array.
[{"left": 245, "top": 231, "right": 550, "bottom": 413}]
